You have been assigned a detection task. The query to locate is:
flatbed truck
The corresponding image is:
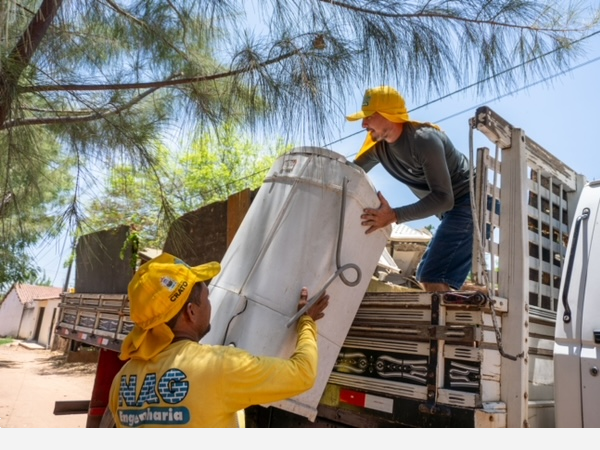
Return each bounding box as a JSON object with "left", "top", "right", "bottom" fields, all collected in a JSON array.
[{"left": 54, "top": 106, "right": 599, "bottom": 427}]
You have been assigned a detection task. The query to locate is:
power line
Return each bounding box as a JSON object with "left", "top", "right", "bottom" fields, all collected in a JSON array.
[
  {"left": 434, "top": 54, "right": 600, "bottom": 124},
  {"left": 412, "top": 29, "right": 600, "bottom": 114},
  {"left": 323, "top": 29, "right": 600, "bottom": 152},
  {"left": 196, "top": 46, "right": 600, "bottom": 200}
]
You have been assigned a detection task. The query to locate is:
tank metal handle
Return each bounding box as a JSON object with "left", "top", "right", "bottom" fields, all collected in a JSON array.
[{"left": 286, "top": 177, "right": 362, "bottom": 327}]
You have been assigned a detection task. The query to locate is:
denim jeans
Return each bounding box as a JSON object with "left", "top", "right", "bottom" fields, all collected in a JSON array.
[{"left": 416, "top": 193, "right": 473, "bottom": 290}]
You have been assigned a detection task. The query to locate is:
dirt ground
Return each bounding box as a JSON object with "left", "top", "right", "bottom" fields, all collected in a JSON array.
[{"left": 0, "top": 342, "right": 97, "bottom": 428}]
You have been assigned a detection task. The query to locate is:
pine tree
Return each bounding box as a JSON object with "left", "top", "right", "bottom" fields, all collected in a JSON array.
[{"left": 0, "top": 0, "right": 598, "bottom": 288}]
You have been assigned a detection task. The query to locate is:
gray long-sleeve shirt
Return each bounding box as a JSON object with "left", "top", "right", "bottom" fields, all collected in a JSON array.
[{"left": 354, "top": 123, "right": 471, "bottom": 222}]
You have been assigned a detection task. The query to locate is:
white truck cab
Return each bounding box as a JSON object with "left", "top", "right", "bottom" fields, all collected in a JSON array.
[{"left": 554, "top": 180, "right": 600, "bottom": 427}]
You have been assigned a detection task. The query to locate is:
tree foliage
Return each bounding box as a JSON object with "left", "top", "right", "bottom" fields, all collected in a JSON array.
[
  {"left": 0, "top": 126, "right": 73, "bottom": 291},
  {"left": 84, "top": 122, "right": 286, "bottom": 249},
  {"left": 0, "top": 0, "right": 599, "bottom": 287}
]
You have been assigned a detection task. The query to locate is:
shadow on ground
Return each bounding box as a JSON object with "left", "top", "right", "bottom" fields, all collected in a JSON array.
[
  {"left": 39, "top": 354, "right": 98, "bottom": 376},
  {"left": 0, "top": 360, "right": 22, "bottom": 369}
]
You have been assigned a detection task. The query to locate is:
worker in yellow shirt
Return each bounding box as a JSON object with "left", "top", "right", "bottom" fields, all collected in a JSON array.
[{"left": 108, "top": 252, "right": 328, "bottom": 428}]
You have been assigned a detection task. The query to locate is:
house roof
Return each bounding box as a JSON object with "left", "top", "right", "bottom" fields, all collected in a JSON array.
[
  {"left": 389, "top": 223, "right": 432, "bottom": 243},
  {"left": 14, "top": 284, "right": 63, "bottom": 305}
]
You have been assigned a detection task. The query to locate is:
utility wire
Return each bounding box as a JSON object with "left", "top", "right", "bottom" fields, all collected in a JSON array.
[
  {"left": 196, "top": 43, "right": 600, "bottom": 200},
  {"left": 162, "top": 38, "right": 600, "bottom": 203},
  {"left": 38, "top": 28, "right": 600, "bottom": 264},
  {"left": 433, "top": 54, "right": 600, "bottom": 124},
  {"left": 411, "top": 28, "right": 600, "bottom": 114},
  {"left": 323, "top": 29, "right": 600, "bottom": 152}
]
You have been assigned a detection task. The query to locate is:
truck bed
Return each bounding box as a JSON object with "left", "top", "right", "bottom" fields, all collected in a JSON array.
[
  {"left": 247, "top": 285, "right": 512, "bottom": 428},
  {"left": 55, "top": 293, "right": 132, "bottom": 352},
  {"left": 55, "top": 285, "right": 518, "bottom": 427}
]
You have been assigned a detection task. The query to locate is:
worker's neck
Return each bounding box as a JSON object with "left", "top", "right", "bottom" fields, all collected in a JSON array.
[
  {"left": 384, "top": 122, "right": 404, "bottom": 144},
  {"left": 172, "top": 330, "right": 200, "bottom": 343}
]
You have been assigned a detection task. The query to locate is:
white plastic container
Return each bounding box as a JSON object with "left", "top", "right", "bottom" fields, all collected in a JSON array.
[{"left": 202, "top": 147, "right": 390, "bottom": 420}]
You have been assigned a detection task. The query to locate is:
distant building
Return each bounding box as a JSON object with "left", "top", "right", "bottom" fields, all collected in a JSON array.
[{"left": 0, "top": 284, "right": 63, "bottom": 348}]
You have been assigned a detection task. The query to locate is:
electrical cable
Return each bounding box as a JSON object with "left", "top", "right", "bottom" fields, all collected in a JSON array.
[
  {"left": 410, "top": 29, "right": 600, "bottom": 115},
  {"left": 169, "top": 32, "right": 600, "bottom": 199},
  {"left": 433, "top": 54, "right": 600, "bottom": 125},
  {"left": 323, "top": 30, "right": 600, "bottom": 155}
]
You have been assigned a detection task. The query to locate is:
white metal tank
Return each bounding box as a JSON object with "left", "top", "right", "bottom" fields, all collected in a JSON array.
[{"left": 202, "top": 146, "right": 390, "bottom": 421}]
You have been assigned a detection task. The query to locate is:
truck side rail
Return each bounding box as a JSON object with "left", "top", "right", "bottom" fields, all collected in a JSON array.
[
  {"left": 469, "top": 106, "right": 587, "bottom": 427},
  {"left": 55, "top": 293, "right": 132, "bottom": 352}
]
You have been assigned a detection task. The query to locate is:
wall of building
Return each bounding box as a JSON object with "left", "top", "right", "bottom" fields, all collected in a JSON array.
[
  {"left": 75, "top": 225, "right": 133, "bottom": 294},
  {"left": 36, "top": 299, "right": 60, "bottom": 348},
  {"left": 0, "top": 291, "right": 24, "bottom": 337},
  {"left": 17, "top": 306, "right": 36, "bottom": 340},
  {"left": 163, "top": 189, "right": 256, "bottom": 265}
]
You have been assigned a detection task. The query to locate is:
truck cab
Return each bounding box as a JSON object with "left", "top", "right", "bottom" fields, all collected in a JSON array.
[{"left": 554, "top": 180, "right": 600, "bottom": 427}]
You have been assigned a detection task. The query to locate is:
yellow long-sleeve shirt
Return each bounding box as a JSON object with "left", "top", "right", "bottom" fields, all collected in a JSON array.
[{"left": 108, "top": 316, "right": 318, "bottom": 427}]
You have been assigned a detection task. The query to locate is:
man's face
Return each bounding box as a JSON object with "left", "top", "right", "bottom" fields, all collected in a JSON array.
[{"left": 362, "top": 112, "right": 397, "bottom": 143}]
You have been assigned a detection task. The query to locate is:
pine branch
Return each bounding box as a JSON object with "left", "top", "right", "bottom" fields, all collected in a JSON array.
[
  {"left": 1, "top": 73, "right": 179, "bottom": 130},
  {"left": 102, "top": 0, "right": 190, "bottom": 62},
  {"left": 320, "top": 0, "right": 586, "bottom": 33},
  {"left": 19, "top": 47, "right": 306, "bottom": 94}
]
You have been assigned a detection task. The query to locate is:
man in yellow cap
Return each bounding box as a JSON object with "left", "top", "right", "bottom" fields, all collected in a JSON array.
[
  {"left": 347, "top": 86, "right": 473, "bottom": 292},
  {"left": 108, "top": 252, "right": 329, "bottom": 427}
]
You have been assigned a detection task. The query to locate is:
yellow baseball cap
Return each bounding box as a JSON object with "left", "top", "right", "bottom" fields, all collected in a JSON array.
[
  {"left": 346, "top": 86, "right": 411, "bottom": 123},
  {"left": 120, "top": 253, "right": 221, "bottom": 360},
  {"left": 347, "top": 86, "right": 442, "bottom": 158}
]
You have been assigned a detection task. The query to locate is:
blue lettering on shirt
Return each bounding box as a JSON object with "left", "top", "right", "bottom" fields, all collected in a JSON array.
[
  {"left": 118, "top": 375, "right": 138, "bottom": 407},
  {"left": 158, "top": 369, "right": 189, "bottom": 404},
  {"left": 137, "top": 373, "right": 159, "bottom": 406},
  {"left": 118, "top": 407, "right": 190, "bottom": 427},
  {"left": 116, "top": 368, "right": 191, "bottom": 426}
]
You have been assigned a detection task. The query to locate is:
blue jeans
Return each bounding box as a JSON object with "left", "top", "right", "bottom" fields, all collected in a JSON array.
[{"left": 416, "top": 194, "right": 473, "bottom": 290}]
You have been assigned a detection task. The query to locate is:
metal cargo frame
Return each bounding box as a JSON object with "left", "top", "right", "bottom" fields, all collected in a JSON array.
[
  {"left": 55, "top": 293, "right": 132, "bottom": 352},
  {"left": 470, "top": 106, "right": 587, "bottom": 427}
]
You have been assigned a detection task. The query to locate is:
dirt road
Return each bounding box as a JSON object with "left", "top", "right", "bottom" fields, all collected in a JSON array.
[{"left": 0, "top": 343, "right": 97, "bottom": 428}]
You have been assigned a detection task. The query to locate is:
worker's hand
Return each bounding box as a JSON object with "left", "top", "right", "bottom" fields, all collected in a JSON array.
[
  {"left": 298, "top": 287, "right": 329, "bottom": 321},
  {"left": 361, "top": 191, "right": 397, "bottom": 234}
]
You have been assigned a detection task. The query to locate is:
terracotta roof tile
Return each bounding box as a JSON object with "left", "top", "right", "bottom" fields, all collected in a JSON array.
[{"left": 14, "top": 284, "right": 63, "bottom": 305}]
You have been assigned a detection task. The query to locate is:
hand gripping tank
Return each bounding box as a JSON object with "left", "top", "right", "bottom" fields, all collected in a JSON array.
[{"left": 201, "top": 147, "right": 391, "bottom": 420}]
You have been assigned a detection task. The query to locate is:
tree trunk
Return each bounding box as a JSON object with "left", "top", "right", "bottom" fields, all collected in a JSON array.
[{"left": 0, "top": 0, "right": 63, "bottom": 126}]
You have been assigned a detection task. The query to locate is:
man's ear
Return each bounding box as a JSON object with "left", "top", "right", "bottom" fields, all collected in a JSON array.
[{"left": 183, "top": 302, "right": 194, "bottom": 319}]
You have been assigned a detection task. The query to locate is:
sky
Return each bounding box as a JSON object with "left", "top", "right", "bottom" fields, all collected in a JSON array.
[{"left": 30, "top": 20, "right": 600, "bottom": 290}]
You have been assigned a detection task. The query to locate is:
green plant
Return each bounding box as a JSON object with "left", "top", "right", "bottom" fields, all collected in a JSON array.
[{"left": 120, "top": 225, "right": 140, "bottom": 272}]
